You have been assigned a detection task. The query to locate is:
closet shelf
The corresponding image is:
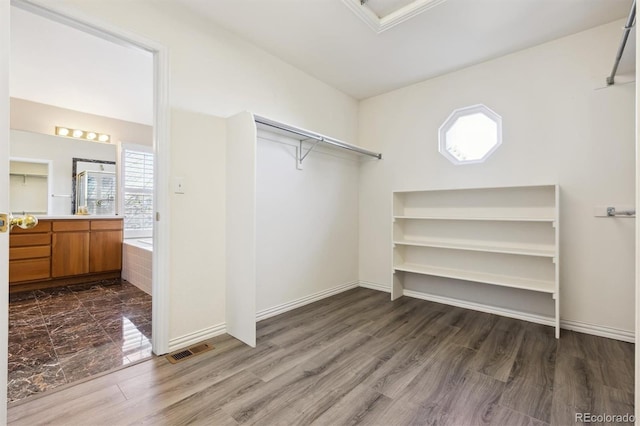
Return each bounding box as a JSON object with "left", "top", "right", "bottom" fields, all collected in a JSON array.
[
  {"left": 393, "top": 215, "right": 554, "bottom": 223},
  {"left": 393, "top": 239, "right": 555, "bottom": 257},
  {"left": 10, "top": 173, "right": 47, "bottom": 178},
  {"left": 392, "top": 185, "right": 560, "bottom": 338},
  {"left": 255, "top": 115, "right": 382, "bottom": 160},
  {"left": 394, "top": 263, "right": 555, "bottom": 294}
]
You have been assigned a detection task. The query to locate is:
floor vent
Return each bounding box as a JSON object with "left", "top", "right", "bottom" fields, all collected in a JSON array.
[{"left": 166, "top": 342, "right": 214, "bottom": 364}]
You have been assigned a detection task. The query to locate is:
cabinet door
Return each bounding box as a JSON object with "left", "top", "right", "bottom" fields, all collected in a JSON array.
[
  {"left": 90, "top": 230, "right": 122, "bottom": 273},
  {"left": 52, "top": 232, "right": 90, "bottom": 277}
]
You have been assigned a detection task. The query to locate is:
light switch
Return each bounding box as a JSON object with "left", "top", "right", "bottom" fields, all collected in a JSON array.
[{"left": 173, "top": 177, "right": 185, "bottom": 194}]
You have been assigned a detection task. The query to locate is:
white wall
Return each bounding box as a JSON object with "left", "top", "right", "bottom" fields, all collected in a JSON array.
[
  {"left": 256, "top": 131, "right": 359, "bottom": 312},
  {"left": 10, "top": 129, "right": 117, "bottom": 215},
  {"left": 31, "top": 1, "right": 359, "bottom": 345},
  {"left": 53, "top": 0, "right": 358, "bottom": 142},
  {"left": 169, "top": 109, "right": 227, "bottom": 340},
  {"left": 11, "top": 98, "right": 153, "bottom": 147},
  {"left": 359, "top": 20, "right": 636, "bottom": 333}
]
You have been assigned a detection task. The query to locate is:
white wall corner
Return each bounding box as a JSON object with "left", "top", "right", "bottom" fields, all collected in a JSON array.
[
  {"left": 256, "top": 281, "right": 359, "bottom": 322},
  {"left": 560, "top": 319, "right": 634, "bottom": 343},
  {"left": 359, "top": 280, "right": 391, "bottom": 293},
  {"left": 168, "top": 323, "right": 227, "bottom": 352}
]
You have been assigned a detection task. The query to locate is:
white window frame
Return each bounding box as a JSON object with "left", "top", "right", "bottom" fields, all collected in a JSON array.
[
  {"left": 121, "top": 143, "right": 154, "bottom": 239},
  {"left": 438, "top": 104, "right": 503, "bottom": 165}
]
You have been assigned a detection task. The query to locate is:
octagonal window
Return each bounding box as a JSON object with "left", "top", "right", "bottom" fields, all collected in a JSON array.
[{"left": 439, "top": 104, "right": 502, "bottom": 165}]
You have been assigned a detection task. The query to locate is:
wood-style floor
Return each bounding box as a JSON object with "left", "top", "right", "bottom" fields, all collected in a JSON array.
[{"left": 7, "top": 288, "right": 634, "bottom": 425}]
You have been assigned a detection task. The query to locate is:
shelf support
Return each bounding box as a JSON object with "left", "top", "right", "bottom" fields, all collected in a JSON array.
[{"left": 296, "top": 138, "right": 322, "bottom": 170}]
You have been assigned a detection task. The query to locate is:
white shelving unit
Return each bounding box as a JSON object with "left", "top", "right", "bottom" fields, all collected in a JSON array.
[{"left": 392, "top": 184, "right": 560, "bottom": 338}]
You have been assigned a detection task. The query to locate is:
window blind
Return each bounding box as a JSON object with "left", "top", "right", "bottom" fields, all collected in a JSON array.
[{"left": 123, "top": 148, "right": 154, "bottom": 233}]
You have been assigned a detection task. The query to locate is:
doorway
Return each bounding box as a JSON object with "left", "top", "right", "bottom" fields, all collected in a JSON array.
[{"left": 3, "top": 0, "right": 169, "bottom": 405}]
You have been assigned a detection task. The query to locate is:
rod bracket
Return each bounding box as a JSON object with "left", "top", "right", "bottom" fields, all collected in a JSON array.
[
  {"left": 296, "top": 138, "right": 322, "bottom": 170},
  {"left": 607, "top": 206, "right": 636, "bottom": 217}
]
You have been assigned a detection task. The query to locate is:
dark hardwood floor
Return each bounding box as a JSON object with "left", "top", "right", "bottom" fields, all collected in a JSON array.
[{"left": 7, "top": 287, "right": 634, "bottom": 425}]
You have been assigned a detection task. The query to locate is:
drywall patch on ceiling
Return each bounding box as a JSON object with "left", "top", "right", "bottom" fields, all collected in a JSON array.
[{"left": 342, "top": 0, "right": 449, "bottom": 33}]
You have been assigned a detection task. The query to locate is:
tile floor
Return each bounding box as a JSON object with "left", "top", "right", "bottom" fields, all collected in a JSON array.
[{"left": 7, "top": 280, "right": 152, "bottom": 403}]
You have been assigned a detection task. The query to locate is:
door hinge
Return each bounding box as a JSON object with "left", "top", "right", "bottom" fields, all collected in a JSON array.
[
  {"left": 156, "top": 212, "right": 160, "bottom": 221},
  {"left": 0, "top": 213, "right": 8, "bottom": 233}
]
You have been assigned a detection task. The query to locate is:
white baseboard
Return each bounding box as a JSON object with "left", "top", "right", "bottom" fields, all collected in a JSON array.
[
  {"left": 168, "top": 281, "right": 360, "bottom": 351},
  {"left": 359, "top": 281, "right": 391, "bottom": 293},
  {"left": 403, "top": 289, "right": 556, "bottom": 326},
  {"left": 401, "top": 289, "right": 634, "bottom": 343},
  {"left": 168, "top": 323, "right": 227, "bottom": 352},
  {"left": 167, "top": 284, "right": 634, "bottom": 351},
  {"left": 560, "top": 319, "right": 634, "bottom": 343},
  {"left": 256, "top": 281, "right": 359, "bottom": 322}
]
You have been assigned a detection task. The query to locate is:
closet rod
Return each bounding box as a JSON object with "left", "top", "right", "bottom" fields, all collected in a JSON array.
[
  {"left": 254, "top": 115, "right": 382, "bottom": 160},
  {"left": 607, "top": 0, "right": 636, "bottom": 85}
]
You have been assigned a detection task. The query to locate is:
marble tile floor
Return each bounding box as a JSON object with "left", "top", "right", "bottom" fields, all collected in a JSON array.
[{"left": 7, "top": 279, "right": 152, "bottom": 403}]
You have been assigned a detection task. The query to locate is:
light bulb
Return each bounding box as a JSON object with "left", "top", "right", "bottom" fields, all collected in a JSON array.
[
  {"left": 56, "top": 127, "right": 70, "bottom": 137},
  {"left": 72, "top": 129, "right": 84, "bottom": 138},
  {"left": 86, "top": 132, "right": 97, "bottom": 140},
  {"left": 98, "top": 134, "right": 110, "bottom": 143}
]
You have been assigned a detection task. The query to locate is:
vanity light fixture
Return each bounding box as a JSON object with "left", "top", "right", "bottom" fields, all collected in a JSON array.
[{"left": 55, "top": 126, "right": 111, "bottom": 143}]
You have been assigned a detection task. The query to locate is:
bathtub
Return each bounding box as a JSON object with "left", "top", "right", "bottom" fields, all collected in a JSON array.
[{"left": 122, "top": 238, "right": 152, "bottom": 295}]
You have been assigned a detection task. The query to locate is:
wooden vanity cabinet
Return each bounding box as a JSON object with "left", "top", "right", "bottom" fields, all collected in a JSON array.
[
  {"left": 9, "top": 220, "right": 52, "bottom": 284},
  {"left": 9, "top": 218, "right": 123, "bottom": 292},
  {"left": 51, "top": 220, "right": 90, "bottom": 278},
  {"left": 89, "top": 220, "right": 123, "bottom": 273}
]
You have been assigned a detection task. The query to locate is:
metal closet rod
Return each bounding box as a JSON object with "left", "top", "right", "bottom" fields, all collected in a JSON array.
[
  {"left": 607, "top": 0, "right": 636, "bottom": 85},
  {"left": 254, "top": 115, "right": 383, "bottom": 160}
]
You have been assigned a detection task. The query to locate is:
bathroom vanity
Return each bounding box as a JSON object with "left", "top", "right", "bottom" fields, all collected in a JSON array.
[{"left": 9, "top": 216, "right": 123, "bottom": 292}]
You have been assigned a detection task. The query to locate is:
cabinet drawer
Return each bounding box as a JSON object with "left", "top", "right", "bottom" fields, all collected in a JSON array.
[
  {"left": 9, "top": 258, "right": 51, "bottom": 283},
  {"left": 10, "top": 233, "right": 51, "bottom": 247},
  {"left": 11, "top": 220, "right": 52, "bottom": 234},
  {"left": 53, "top": 220, "right": 90, "bottom": 232},
  {"left": 91, "top": 220, "right": 123, "bottom": 231},
  {"left": 10, "top": 245, "right": 51, "bottom": 260}
]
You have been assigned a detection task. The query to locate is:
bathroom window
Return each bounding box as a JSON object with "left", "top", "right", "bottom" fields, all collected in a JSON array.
[
  {"left": 122, "top": 145, "right": 154, "bottom": 238},
  {"left": 438, "top": 104, "right": 502, "bottom": 164}
]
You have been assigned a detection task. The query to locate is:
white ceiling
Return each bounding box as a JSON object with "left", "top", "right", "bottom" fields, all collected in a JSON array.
[
  {"left": 10, "top": 6, "right": 153, "bottom": 125},
  {"left": 178, "top": 0, "right": 635, "bottom": 99},
  {"left": 8, "top": 0, "right": 635, "bottom": 123}
]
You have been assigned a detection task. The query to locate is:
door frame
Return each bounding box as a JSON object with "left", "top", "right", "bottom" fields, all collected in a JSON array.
[
  {"left": 636, "top": 21, "right": 639, "bottom": 421},
  {"left": 1, "top": 1, "right": 10, "bottom": 423},
  {"left": 8, "top": 0, "right": 171, "bottom": 353}
]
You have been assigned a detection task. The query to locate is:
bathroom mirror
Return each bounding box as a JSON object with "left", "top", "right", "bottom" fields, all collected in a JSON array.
[
  {"left": 9, "top": 158, "right": 52, "bottom": 215},
  {"left": 10, "top": 130, "right": 118, "bottom": 216},
  {"left": 72, "top": 158, "right": 117, "bottom": 215}
]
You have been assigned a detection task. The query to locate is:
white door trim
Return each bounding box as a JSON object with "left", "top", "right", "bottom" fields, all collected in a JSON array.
[
  {"left": 1, "top": 2, "right": 10, "bottom": 422},
  {"left": 636, "top": 20, "right": 640, "bottom": 421},
  {"left": 10, "top": 0, "right": 171, "bottom": 355}
]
